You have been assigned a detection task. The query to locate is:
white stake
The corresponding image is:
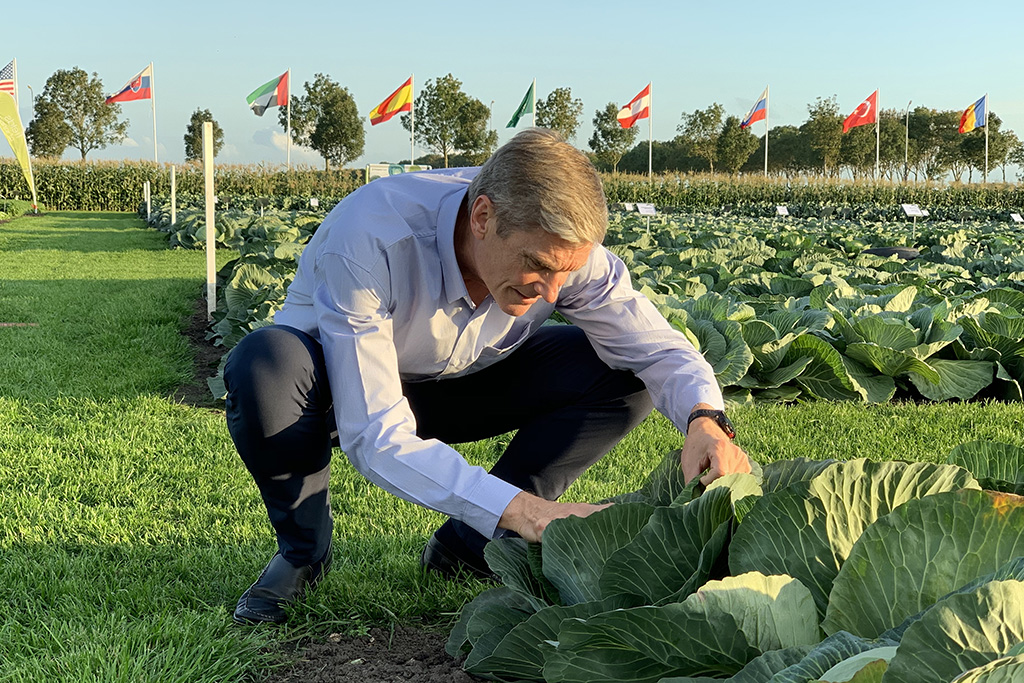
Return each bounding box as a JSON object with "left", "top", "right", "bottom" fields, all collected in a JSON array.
[
  {"left": 203, "top": 122, "right": 216, "bottom": 321},
  {"left": 170, "top": 164, "right": 177, "bottom": 226}
]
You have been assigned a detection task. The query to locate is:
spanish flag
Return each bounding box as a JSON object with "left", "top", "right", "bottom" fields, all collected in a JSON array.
[
  {"left": 959, "top": 95, "right": 987, "bottom": 134},
  {"left": 369, "top": 77, "right": 413, "bottom": 126}
]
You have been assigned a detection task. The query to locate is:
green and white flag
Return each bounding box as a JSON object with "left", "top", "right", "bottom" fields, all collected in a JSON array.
[
  {"left": 507, "top": 80, "right": 535, "bottom": 128},
  {"left": 246, "top": 71, "right": 289, "bottom": 117}
]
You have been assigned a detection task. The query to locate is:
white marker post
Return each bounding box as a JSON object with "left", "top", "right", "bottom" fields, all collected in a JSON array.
[
  {"left": 170, "top": 165, "right": 177, "bottom": 226},
  {"left": 203, "top": 122, "right": 216, "bottom": 320},
  {"left": 144, "top": 180, "right": 151, "bottom": 220}
]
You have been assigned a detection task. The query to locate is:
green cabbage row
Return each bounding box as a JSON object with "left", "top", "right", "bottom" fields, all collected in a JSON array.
[{"left": 449, "top": 444, "right": 1024, "bottom": 682}]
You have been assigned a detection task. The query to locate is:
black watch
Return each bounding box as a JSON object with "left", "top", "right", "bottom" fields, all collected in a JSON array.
[{"left": 686, "top": 409, "right": 735, "bottom": 439}]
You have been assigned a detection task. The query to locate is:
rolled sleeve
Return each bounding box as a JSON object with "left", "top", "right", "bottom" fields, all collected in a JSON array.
[
  {"left": 312, "top": 252, "right": 521, "bottom": 538},
  {"left": 558, "top": 246, "right": 725, "bottom": 432}
]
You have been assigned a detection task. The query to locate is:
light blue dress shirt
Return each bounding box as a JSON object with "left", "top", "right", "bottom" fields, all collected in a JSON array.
[{"left": 273, "top": 168, "right": 724, "bottom": 539}]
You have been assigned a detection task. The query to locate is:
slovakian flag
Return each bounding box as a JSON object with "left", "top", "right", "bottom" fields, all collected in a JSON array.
[
  {"left": 740, "top": 86, "right": 768, "bottom": 129},
  {"left": 106, "top": 65, "right": 153, "bottom": 104},
  {"left": 617, "top": 83, "right": 651, "bottom": 129},
  {"left": 959, "top": 95, "right": 987, "bottom": 133},
  {"left": 369, "top": 77, "right": 413, "bottom": 126},
  {"left": 843, "top": 90, "right": 878, "bottom": 133},
  {"left": 247, "top": 71, "right": 289, "bottom": 117}
]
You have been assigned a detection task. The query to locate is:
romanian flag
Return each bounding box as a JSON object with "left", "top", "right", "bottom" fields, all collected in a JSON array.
[
  {"left": 959, "top": 95, "right": 987, "bottom": 134},
  {"left": 369, "top": 77, "right": 413, "bottom": 126},
  {"left": 106, "top": 64, "right": 153, "bottom": 103},
  {"left": 247, "top": 71, "right": 289, "bottom": 117},
  {"left": 617, "top": 83, "right": 651, "bottom": 129},
  {"left": 740, "top": 86, "right": 768, "bottom": 129}
]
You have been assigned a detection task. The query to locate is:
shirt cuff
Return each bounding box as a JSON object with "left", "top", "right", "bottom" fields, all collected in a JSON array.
[{"left": 459, "top": 474, "right": 523, "bottom": 539}]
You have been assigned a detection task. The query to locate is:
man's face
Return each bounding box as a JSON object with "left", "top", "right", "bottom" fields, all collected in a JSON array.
[{"left": 469, "top": 203, "right": 593, "bottom": 317}]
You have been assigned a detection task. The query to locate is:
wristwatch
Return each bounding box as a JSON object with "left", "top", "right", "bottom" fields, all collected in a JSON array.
[{"left": 686, "top": 409, "right": 736, "bottom": 439}]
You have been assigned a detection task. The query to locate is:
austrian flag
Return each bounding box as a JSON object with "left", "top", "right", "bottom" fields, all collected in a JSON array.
[
  {"left": 617, "top": 84, "right": 651, "bottom": 129},
  {"left": 843, "top": 90, "right": 878, "bottom": 133}
]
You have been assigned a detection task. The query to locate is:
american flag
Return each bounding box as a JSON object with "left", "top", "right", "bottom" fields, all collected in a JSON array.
[{"left": 0, "top": 60, "right": 14, "bottom": 98}]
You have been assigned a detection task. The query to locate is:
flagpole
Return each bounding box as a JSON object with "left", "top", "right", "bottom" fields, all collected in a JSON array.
[
  {"left": 12, "top": 58, "right": 18, "bottom": 110},
  {"left": 151, "top": 63, "right": 158, "bottom": 163},
  {"left": 532, "top": 78, "right": 536, "bottom": 127},
  {"left": 410, "top": 74, "right": 415, "bottom": 165},
  {"left": 764, "top": 85, "right": 769, "bottom": 177},
  {"left": 875, "top": 89, "right": 880, "bottom": 180},
  {"left": 286, "top": 69, "right": 292, "bottom": 170},
  {"left": 984, "top": 93, "right": 989, "bottom": 184},
  {"left": 648, "top": 82, "right": 653, "bottom": 181}
]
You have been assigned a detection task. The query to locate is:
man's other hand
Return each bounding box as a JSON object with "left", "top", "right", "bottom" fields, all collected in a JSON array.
[
  {"left": 498, "top": 491, "right": 610, "bottom": 543},
  {"left": 681, "top": 408, "right": 751, "bottom": 486}
]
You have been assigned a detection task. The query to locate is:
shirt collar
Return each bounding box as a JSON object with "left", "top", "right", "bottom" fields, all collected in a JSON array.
[{"left": 437, "top": 189, "right": 471, "bottom": 305}]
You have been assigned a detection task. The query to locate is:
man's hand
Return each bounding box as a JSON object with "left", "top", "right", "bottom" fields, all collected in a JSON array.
[
  {"left": 681, "top": 405, "right": 751, "bottom": 486},
  {"left": 498, "top": 491, "right": 610, "bottom": 543}
]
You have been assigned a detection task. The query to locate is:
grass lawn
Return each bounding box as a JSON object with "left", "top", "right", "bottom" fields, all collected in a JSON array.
[{"left": 1, "top": 211, "right": 1022, "bottom": 681}]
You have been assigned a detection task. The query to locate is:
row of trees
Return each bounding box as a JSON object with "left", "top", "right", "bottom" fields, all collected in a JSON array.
[
  {"left": 615, "top": 97, "right": 1023, "bottom": 182},
  {"left": 17, "top": 68, "right": 1024, "bottom": 181}
]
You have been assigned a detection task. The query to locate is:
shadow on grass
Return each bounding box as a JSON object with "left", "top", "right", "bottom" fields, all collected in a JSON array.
[{"left": 0, "top": 277, "right": 208, "bottom": 402}]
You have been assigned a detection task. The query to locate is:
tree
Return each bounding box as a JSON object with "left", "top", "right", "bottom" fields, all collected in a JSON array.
[
  {"left": 401, "top": 73, "right": 496, "bottom": 168},
  {"left": 25, "top": 97, "right": 71, "bottom": 158},
  {"left": 677, "top": 103, "right": 724, "bottom": 172},
  {"left": 25, "top": 67, "right": 128, "bottom": 160},
  {"left": 535, "top": 87, "right": 584, "bottom": 143},
  {"left": 183, "top": 109, "right": 224, "bottom": 161},
  {"left": 280, "top": 73, "right": 364, "bottom": 171},
  {"left": 715, "top": 116, "right": 759, "bottom": 174},
  {"left": 589, "top": 103, "right": 638, "bottom": 172},
  {"left": 802, "top": 96, "right": 842, "bottom": 176}
]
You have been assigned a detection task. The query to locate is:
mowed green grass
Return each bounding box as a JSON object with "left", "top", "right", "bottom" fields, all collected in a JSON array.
[{"left": 1, "top": 212, "right": 1022, "bottom": 682}]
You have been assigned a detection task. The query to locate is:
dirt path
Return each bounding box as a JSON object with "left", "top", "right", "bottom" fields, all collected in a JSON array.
[{"left": 263, "top": 626, "right": 479, "bottom": 683}]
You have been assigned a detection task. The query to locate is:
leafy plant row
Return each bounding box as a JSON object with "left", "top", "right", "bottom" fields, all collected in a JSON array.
[
  {"left": 607, "top": 211, "right": 1024, "bottom": 405},
  {"left": 448, "top": 442, "right": 1024, "bottom": 682},
  {"left": 145, "top": 199, "right": 1024, "bottom": 405}
]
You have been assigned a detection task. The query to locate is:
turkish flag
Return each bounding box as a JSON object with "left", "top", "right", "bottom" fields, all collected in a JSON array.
[{"left": 843, "top": 90, "right": 878, "bottom": 133}]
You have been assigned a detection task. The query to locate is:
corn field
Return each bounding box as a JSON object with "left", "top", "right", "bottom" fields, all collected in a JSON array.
[{"left": 1, "top": 159, "right": 1021, "bottom": 213}]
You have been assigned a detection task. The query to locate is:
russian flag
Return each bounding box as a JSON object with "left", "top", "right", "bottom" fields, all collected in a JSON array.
[
  {"left": 106, "top": 65, "right": 153, "bottom": 104},
  {"left": 740, "top": 86, "right": 768, "bottom": 129}
]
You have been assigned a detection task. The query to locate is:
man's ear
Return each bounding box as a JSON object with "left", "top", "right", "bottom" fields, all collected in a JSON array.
[{"left": 469, "top": 195, "right": 494, "bottom": 239}]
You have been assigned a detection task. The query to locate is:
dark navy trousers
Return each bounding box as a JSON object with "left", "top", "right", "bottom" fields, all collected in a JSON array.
[{"left": 224, "top": 323, "right": 653, "bottom": 567}]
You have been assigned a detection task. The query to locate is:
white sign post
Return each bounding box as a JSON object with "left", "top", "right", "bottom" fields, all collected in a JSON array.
[
  {"left": 902, "top": 204, "right": 925, "bottom": 241},
  {"left": 203, "top": 122, "right": 216, "bottom": 321},
  {"left": 1010, "top": 213, "right": 1023, "bottom": 224},
  {"left": 776, "top": 205, "right": 789, "bottom": 217},
  {"left": 636, "top": 202, "right": 657, "bottom": 235},
  {"left": 170, "top": 165, "right": 177, "bottom": 226},
  {"left": 144, "top": 181, "right": 151, "bottom": 221}
]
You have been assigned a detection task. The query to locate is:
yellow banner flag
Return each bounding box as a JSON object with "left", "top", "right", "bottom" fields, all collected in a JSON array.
[{"left": 0, "top": 92, "right": 38, "bottom": 209}]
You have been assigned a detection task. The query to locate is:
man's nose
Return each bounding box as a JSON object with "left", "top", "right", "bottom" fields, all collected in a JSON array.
[{"left": 534, "top": 272, "right": 566, "bottom": 303}]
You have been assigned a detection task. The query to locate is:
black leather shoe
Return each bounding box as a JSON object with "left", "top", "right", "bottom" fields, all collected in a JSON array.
[
  {"left": 420, "top": 532, "right": 497, "bottom": 581},
  {"left": 233, "top": 549, "right": 332, "bottom": 625}
]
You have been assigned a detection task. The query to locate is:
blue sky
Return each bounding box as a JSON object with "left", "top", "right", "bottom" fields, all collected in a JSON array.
[{"left": 2, "top": 0, "right": 1022, "bottom": 172}]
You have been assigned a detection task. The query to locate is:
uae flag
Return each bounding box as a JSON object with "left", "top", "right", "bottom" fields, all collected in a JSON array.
[
  {"left": 617, "top": 84, "right": 651, "bottom": 129},
  {"left": 247, "top": 72, "right": 289, "bottom": 117},
  {"left": 843, "top": 90, "right": 878, "bottom": 133}
]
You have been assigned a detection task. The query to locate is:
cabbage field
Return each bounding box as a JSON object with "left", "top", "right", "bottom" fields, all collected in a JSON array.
[
  {"left": 144, "top": 199, "right": 1024, "bottom": 406},
  {"left": 141, "top": 195, "right": 1024, "bottom": 681},
  {"left": 447, "top": 445, "right": 1024, "bottom": 682}
]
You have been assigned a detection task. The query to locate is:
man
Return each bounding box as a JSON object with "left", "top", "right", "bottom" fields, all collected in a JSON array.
[{"left": 225, "top": 128, "right": 749, "bottom": 625}]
